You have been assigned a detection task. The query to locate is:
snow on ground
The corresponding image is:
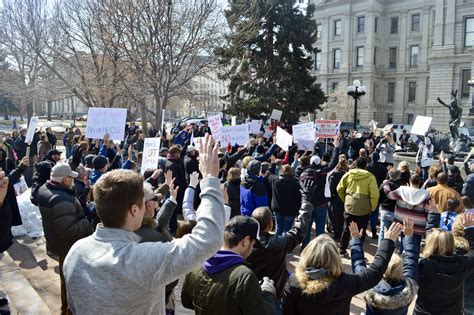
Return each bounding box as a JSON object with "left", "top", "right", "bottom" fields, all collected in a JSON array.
[{"left": 11, "top": 189, "right": 44, "bottom": 238}]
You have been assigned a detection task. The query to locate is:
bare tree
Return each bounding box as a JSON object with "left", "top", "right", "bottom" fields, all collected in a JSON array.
[
  {"left": 96, "top": 0, "right": 225, "bottom": 128},
  {"left": 0, "top": 0, "right": 48, "bottom": 122}
]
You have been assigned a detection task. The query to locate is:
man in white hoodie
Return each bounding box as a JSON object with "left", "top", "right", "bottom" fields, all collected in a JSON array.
[{"left": 63, "top": 135, "right": 226, "bottom": 314}]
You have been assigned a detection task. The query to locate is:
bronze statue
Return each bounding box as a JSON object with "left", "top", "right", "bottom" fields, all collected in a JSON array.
[{"left": 437, "top": 89, "right": 462, "bottom": 139}]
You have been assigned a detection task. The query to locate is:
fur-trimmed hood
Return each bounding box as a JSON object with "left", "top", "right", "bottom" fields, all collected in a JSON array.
[{"left": 364, "top": 278, "right": 418, "bottom": 311}]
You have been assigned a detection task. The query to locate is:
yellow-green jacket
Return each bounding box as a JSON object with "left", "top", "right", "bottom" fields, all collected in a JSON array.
[{"left": 337, "top": 168, "right": 379, "bottom": 216}]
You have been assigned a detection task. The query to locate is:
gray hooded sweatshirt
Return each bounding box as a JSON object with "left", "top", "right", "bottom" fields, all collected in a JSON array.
[{"left": 63, "top": 177, "right": 225, "bottom": 315}]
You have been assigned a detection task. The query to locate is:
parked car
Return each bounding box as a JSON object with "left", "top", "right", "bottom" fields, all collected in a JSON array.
[
  {"left": 458, "top": 127, "right": 474, "bottom": 142},
  {"left": 20, "top": 121, "right": 69, "bottom": 134},
  {"left": 339, "top": 122, "right": 371, "bottom": 134}
]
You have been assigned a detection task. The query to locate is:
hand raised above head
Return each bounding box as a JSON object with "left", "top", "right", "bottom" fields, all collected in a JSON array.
[{"left": 197, "top": 134, "right": 219, "bottom": 179}]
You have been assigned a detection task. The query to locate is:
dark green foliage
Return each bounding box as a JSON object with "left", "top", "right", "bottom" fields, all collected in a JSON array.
[{"left": 216, "top": 0, "right": 326, "bottom": 123}]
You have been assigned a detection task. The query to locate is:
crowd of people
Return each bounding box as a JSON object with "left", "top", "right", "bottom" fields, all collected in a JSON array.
[{"left": 1, "top": 118, "right": 474, "bottom": 315}]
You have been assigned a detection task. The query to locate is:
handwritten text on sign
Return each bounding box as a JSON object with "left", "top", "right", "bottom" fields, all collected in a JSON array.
[
  {"left": 292, "top": 122, "right": 315, "bottom": 143},
  {"left": 207, "top": 115, "right": 223, "bottom": 138},
  {"left": 85, "top": 107, "right": 127, "bottom": 141},
  {"left": 141, "top": 138, "right": 161, "bottom": 174},
  {"left": 314, "top": 120, "right": 341, "bottom": 139},
  {"left": 219, "top": 125, "right": 249, "bottom": 147}
]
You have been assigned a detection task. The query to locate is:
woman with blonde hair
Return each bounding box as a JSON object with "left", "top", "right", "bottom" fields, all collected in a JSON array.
[
  {"left": 282, "top": 222, "right": 402, "bottom": 314},
  {"left": 397, "top": 161, "right": 411, "bottom": 186},
  {"left": 363, "top": 218, "right": 419, "bottom": 315},
  {"left": 414, "top": 213, "right": 474, "bottom": 315}
]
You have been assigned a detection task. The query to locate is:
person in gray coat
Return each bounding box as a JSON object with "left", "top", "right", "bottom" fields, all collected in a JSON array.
[
  {"left": 63, "top": 135, "right": 226, "bottom": 314},
  {"left": 37, "top": 163, "right": 93, "bottom": 314},
  {"left": 376, "top": 132, "right": 396, "bottom": 167}
]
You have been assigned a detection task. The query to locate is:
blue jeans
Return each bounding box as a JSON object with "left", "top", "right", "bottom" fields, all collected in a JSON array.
[
  {"left": 274, "top": 213, "right": 295, "bottom": 236},
  {"left": 421, "top": 166, "right": 430, "bottom": 183},
  {"left": 370, "top": 207, "right": 379, "bottom": 235},
  {"left": 378, "top": 209, "right": 394, "bottom": 247},
  {"left": 302, "top": 206, "right": 327, "bottom": 248},
  {"left": 66, "top": 145, "right": 72, "bottom": 159}
]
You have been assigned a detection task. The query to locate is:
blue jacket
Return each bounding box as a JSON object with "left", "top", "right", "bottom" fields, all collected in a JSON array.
[
  {"left": 240, "top": 176, "right": 268, "bottom": 216},
  {"left": 91, "top": 170, "right": 103, "bottom": 185},
  {"left": 173, "top": 130, "right": 191, "bottom": 146},
  {"left": 252, "top": 144, "right": 277, "bottom": 162},
  {"left": 463, "top": 173, "right": 474, "bottom": 203}
]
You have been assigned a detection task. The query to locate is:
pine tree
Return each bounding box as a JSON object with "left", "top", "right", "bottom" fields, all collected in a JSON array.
[{"left": 217, "top": 0, "right": 326, "bottom": 123}]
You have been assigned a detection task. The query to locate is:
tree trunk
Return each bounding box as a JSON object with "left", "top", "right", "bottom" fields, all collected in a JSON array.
[
  {"left": 140, "top": 99, "right": 148, "bottom": 135},
  {"left": 26, "top": 101, "right": 33, "bottom": 124},
  {"left": 154, "top": 91, "right": 162, "bottom": 133},
  {"left": 47, "top": 101, "right": 52, "bottom": 121}
]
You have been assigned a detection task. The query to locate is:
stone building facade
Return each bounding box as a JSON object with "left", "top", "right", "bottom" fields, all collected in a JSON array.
[{"left": 311, "top": 0, "right": 474, "bottom": 130}]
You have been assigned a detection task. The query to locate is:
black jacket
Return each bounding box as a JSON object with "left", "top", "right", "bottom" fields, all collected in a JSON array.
[
  {"left": 184, "top": 154, "right": 200, "bottom": 185},
  {"left": 367, "top": 162, "right": 388, "bottom": 187},
  {"left": 31, "top": 159, "right": 56, "bottom": 206},
  {"left": 247, "top": 200, "right": 312, "bottom": 298},
  {"left": 37, "top": 181, "right": 92, "bottom": 257},
  {"left": 0, "top": 200, "right": 13, "bottom": 252},
  {"left": 379, "top": 180, "right": 400, "bottom": 212},
  {"left": 268, "top": 174, "right": 301, "bottom": 217},
  {"left": 225, "top": 179, "right": 241, "bottom": 218},
  {"left": 414, "top": 234, "right": 474, "bottom": 315},
  {"left": 165, "top": 158, "right": 187, "bottom": 192},
  {"left": 282, "top": 239, "right": 395, "bottom": 315}
]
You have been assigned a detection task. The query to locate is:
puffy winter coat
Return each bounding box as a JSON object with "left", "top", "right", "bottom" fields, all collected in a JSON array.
[
  {"left": 268, "top": 174, "right": 301, "bottom": 217},
  {"left": 337, "top": 168, "right": 379, "bottom": 215},
  {"left": 240, "top": 175, "right": 268, "bottom": 216}
]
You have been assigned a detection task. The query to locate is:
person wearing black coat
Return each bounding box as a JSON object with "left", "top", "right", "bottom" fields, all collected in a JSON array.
[
  {"left": 328, "top": 160, "right": 348, "bottom": 241},
  {"left": 184, "top": 146, "right": 201, "bottom": 185},
  {"left": 165, "top": 145, "right": 187, "bottom": 234},
  {"left": 282, "top": 222, "right": 401, "bottom": 315},
  {"left": 247, "top": 179, "right": 314, "bottom": 311},
  {"left": 367, "top": 152, "right": 388, "bottom": 239},
  {"left": 0, "top": 171, "right": 13, "bottom": 253},
  {"left": 267, "top": 164, "right": 302, "bottom": 236},
  {"left": 224, "top": 167, "right": 241, "bottom": 218},
  {"left": 46, "top": 127, "right": 57, "bottom": 149}
]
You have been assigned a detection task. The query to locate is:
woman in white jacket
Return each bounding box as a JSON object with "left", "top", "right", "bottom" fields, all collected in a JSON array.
[{"left": 416, "top": 137, "right": 434, "bottom": 183}]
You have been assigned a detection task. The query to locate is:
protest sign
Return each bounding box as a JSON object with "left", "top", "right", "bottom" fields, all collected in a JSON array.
[
  {"left": 292, "top": 122, "right": 315, "bottom": 143},
  {"left": 411, "top": 116, "right": 432, "bottom": 136},
  {"left": 208, "top": 115, "right": 223, "bottom": 138},
  {"left": 231, "top": 116, "right": 237, "bottom": 126},
  {"left": 314, "top": 120, "right": 341, "bottom": 139},
  {"left": 263, "top": 129, "right": 274, "bottom": 140},
  {"left": 85, "top": 108, "right": 127, "bottom": 141},
  {"left": 220, "top": 125, "right": 249, "bottom": 147},
  {"left": 276, "top": 126, "right": 293, "bottom": 152},
  {"left": 249, "top": 120, "right": 262, "bottom": 135},
  {"left": 25, "top": 116, "right": 39, "bottom": 143},
  {"left": 141, "top": 138, "right": 161, "bottom": 175},
  {"left": 270, "top": 109, "right": 283, "bottom": 121},
  {"left": 297, "top": 139, "right": 314, "bottom": 152}
]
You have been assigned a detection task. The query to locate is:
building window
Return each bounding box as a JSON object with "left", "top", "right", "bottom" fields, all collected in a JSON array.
[
  {"left": 411, "top": 14, "right": 420, "bottom": 32},
  {"left": 373, "top": 47, "right": 378, "bottom": 65},
  {"left": 374, "top": 17, "right": 378, "bottom": 33},
  {"left": 461, "top": 69, "right": 472, "bottom": 97},
  {"left": 357, "top": 16, "right": 365, "bottom": 33},
  {"left": 334, "top": 19, "right": 342, "bottom": 36},
  {"left": 389, "top": 47, "right": 397, "bottom": 69},
  {"left": 465, "top": 17, "right": 474, "bottom": 47},
  {"left": 333, "top": 48, "right": 340, "bottom": 69},
  {"left": 410, "top": 45, "right": 419, "bottom": 67},
  {"left": 387, "top": 113, "right": 393, "bottom": 124},
  {"left": 408, "top": 82, "right": 417, "bottom": 102},
  {"left": 390, "top": 17, "right": 399, "bottom": 34},
  {"left": 407, "top": 114, "right": 414, "bottom": 124},
  {"left": 387, "top": 83, "right": 396, "bottom": 103},
  {"left": 316, "top": 23, "right": 322, "bottom": 40},
  {"left": 315, "top": 51, "right": 321, "bottom": 70},
  {"left": 356, "top": 46, "right": 364, "bottom": 67},
  {"left": 332, "top": 82, "right": 339, "bottom": 91}
]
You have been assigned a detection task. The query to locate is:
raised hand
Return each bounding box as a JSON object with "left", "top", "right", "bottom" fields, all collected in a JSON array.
[
  {"left": 384, "top": 223, "right": 403, "bottom": 242},
  {"left": 403, "top": 218, "right": 414, "bottom": 237},
  {"left": 221, "top": 184, "right": 229, "bottom": 205},
  {"left": 169, "top": 179, "right": 179, "bottom": 200},
  {"left": 189, "top": 171, "right": 200, "bottom": 189},
  {"left": 428, "top": 199, "right": 440, "bottom": 214},
  {"left": 164, "top": 170, "right": 173, "bottom": 187},
  {"left": 461, "top": 213, "right": 474, "bottom": 228},
  {"left": 301, "top": 178, "right": 316, "bottom": 201},
  {"left": 20, "top": 156, "right": 30, "bottom": 167},
  {"left": 151, "top": 169, "right": 163, "bottom": 180},
  {"left": 197, "top": 134, "right": 219, "bottom": 178},
  {"left": 349, "top": 221, "right": 363, "bottom": 239}
]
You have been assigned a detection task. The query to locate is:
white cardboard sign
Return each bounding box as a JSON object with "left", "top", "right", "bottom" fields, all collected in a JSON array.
[
  {"left": 276, "top": 126, "right": 293, "bottom": 152},
  {"left": 314, "top": 120, "right": 341, "bottom": 139},
  {"left": 292, "top": 122, "right": 315, "bottom": 143},
  {"left": 270, "top": 109, "right": 283, "bottom": 121},
  {"left": 86, "top": 107, "right": 127, "bottom": 141},
  {"left": 411, "top": 116, "right": 432, "bottom": 136},
  {"left": 219, "top": 125, "right": 249, "bottom": 147},
  {"left": 141, "top": 138, "right": 161, "bottom": 175},
  {"left": 25, "top": 116, "right": 39, "bottom": 143},
  {"left": 249, "top": 120, "right": 262, "bottom": 135},
  {"left": 263, "top": 129, "right": 274, "bottom": 140},
  {"left": 298, "top": 139, "right": 314, "bottom": 152},
  {"left": 207, "top": 115, "right": 223, "bottom": 138}
]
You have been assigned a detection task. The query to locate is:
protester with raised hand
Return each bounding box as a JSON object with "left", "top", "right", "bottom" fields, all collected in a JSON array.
[
  {"left": 282, "top": 222, "right": 402, "bottom": 314},
  {"left": 63, "top": 134, "right": 226, "bottom": 314},
  {"left": 414, "top": 213, "right": 474, "bottom": 315},
  {"left": 247, "top": 178, "right": 315, "bottom": 314},
  {"left": 363, "top": 218, "right": 419, "bottom": 315}
]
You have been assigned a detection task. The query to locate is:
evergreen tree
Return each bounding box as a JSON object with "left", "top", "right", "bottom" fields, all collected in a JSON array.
[{"left": 217, "top": 0, "right": 326, "bottom": 123}]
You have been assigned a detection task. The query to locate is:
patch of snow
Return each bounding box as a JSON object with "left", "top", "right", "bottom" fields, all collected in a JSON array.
[{"left": 11, "top": 189, "right": 44, "bottom": 238}]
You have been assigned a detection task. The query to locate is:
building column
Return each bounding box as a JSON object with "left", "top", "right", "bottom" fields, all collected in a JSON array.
[
  {"left": 365, "top": 11, "right": 375, "bottom": 73},
  {"left": 320, "top": 17, "right": 330, "bottom": 74},
  {"left": 398, "top": 10, "right": 408, "bottom": 71},
  {"left": 445, "top": 0, "right": 456, "bottom": 47},
  {"left": 341, "top": 14, "right": 352, "bottom": 73},
  {"left": 433, "top": 0, "right": 444, "bottom": 47}
]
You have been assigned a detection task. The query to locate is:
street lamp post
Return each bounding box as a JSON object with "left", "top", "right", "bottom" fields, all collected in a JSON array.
[
  {"left": 347, "top": 80, "right": 367, "bottom": 129},
  {"left": 469, "top": 78, "right": 474, "bottom": 115}
]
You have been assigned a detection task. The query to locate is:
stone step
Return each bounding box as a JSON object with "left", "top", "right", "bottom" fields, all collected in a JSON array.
[
  {"left": 7, "top": 237, "right": 61, "bottom": 314},
  {"left": 0, "top": 250, "right": 51, "bottom": 314}
]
